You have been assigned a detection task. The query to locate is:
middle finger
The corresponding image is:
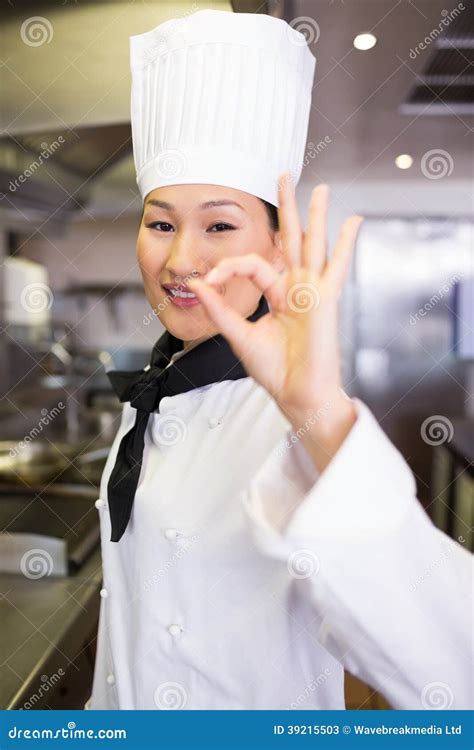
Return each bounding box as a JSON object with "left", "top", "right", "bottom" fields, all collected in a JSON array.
[
  {"left": 277, "top": 172, "right": 303, "bottom": 268},
  {"left": 302, "top": 183, "right": 329, "bottom": 274}
]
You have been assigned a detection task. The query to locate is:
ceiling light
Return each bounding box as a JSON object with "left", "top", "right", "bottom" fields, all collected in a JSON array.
[
  {"left": 353, "top": 33, "right": 377, "bottom": 51},
  {"left": 395, "top": 154, "right": 414, "bottom": 170}
]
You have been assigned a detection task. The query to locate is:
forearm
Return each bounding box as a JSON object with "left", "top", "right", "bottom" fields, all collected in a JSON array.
[
  {"left": 281, "top": 395, "right": 358, "bottom": 474},
  {"left": 243, "top": 397, "right": 472, "bottom": 708}
]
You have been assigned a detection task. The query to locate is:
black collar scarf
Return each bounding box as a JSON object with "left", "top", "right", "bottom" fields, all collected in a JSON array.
[{"left": 106, "top": 295, "right": 269, "bottom": 542}]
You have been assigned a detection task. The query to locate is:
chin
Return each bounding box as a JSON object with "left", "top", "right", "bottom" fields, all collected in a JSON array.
[{"left": 160, "top": 306, "right": 214, "bottom": 341}]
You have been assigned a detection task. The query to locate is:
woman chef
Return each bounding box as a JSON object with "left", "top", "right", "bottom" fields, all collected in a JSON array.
[{"left": 85, "top": 9, "right": 471, "bottom": 710}]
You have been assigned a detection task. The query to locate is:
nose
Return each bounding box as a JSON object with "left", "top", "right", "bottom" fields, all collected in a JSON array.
[{"left": 164, "top": 228, "right": 209, "bottom": 281}]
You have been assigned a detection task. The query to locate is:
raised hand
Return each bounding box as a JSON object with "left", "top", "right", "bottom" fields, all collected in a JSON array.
[{"left": 187, "top": 174, "right": 364, "bottom": 472}]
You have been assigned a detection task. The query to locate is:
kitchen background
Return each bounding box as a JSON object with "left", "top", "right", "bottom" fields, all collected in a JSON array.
[{"left": 0, "top": 0, "right": 472, "bottom": 711}]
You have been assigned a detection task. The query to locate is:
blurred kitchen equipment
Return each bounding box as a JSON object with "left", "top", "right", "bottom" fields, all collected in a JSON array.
[
  {"left": 73, "top": 445, "right": 110, "bottom": 485},
  {"left": 46, "top": 341, "right": 81, "bottom": 441},
  {"left": 0, "top": 439, "right": 110, "bottom": 486},
  {"left": 0, "top": 483, "right": 100, "bottom": 577},
  {"left": 0, "top": 440, "right": 75, "bottom": 484},
  {"left": 452, "top": 276, "right": 474, "bottom": 361},
  {"left": 3, "top": 257, "right": 51, "bottom": 332},
  {"left": 430, "top": 418, "right": 474, "bottom": 552},
  {"left": 81, "top": 407, "right": 121, "bottom": 443},
  {"left": 352, "top": 217, "right": 472, "bottom": 503}
]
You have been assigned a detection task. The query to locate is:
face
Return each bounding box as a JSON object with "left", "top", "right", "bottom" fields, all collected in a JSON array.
[{"left": 136, "top": 183, "right": 283, "bottom": 344}]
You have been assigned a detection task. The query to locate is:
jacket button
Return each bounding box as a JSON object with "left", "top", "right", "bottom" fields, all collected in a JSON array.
[
  {"left": 168, "top": 623, "right": 182, "bottom": 637},
  {"left": 208, "top": 417, "right": 221, "bottom": 428},
  {"left": 95, "top": 498, "right": 105, "bottom": 509},
  {"left": 100, "top": 588, "right": 108, "bottom": 598},
  {"left": 106, "top": 674, "right": 115, "bottom": 685},
  {"left": 164, "top": 528, "right": 179, "bottom": 541}
]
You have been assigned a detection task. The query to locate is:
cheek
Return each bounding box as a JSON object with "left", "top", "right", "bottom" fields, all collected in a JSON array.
[
  {"left": 223, "top": 275, "right": 261, "bottom": 314},
  {"left": 136, "top": 234, "right": 166, "bottom": 277},
  {"left": 222, "top": 225, "right": 274, "bottom": 262}
]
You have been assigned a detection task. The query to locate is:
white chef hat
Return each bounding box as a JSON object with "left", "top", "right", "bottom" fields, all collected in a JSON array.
[{"left": 130, "top": 9, "right": 316, "bottom": 207}]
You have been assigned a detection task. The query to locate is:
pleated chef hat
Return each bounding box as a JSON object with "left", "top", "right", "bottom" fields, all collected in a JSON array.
[{"left": 130, "top": 9, "right": 316, "bottom": 207}]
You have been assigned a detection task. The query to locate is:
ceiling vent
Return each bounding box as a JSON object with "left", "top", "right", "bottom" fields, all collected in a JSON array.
[{"left": 400, "top": 3, "right": 474, "bottom": 115}]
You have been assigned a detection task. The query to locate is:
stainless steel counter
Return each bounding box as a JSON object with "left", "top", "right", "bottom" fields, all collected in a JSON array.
[
  {"left": 0, "top": 367, "right": 113, "bottom": 708},
  {"left": 0, "top": 541, "right": 102, "bottom": 709}
]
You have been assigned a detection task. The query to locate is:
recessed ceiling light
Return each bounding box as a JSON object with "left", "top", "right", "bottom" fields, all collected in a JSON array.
[
  {"left": 395, "top": 154, "right": 414, "bottom": 170},
  {"left": 353, "top": 33, "right": 377, "bottom": 51}
]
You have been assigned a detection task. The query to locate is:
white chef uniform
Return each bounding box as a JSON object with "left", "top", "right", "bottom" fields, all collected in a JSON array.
[
  {"left": 86, "top": 372, "right": 471, "bottom": 710},
  {"left": 85, "top": 9, "right": 472, "bottom": 710}
]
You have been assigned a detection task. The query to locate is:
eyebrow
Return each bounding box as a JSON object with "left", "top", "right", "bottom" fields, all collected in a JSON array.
[{"left": 145, "top": 198, "right": 245, "bottom": 211}]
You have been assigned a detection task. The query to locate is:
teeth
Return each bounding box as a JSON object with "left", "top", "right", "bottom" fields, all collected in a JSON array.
[{"left": 170, "top": 288, "right": 196, "bottom": 299}]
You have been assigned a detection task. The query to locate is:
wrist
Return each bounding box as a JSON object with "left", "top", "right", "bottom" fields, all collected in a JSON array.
[
  {"left": 279, "top": 391, "right": 354, "bottom": 431},
  {"left": 283, "top": 395, "right": 358, "bottom": 473}
]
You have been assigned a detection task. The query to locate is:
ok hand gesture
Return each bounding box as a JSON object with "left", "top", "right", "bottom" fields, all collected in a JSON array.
[{"left": 188, "top": 175, "right": 363, "bottom": 471}]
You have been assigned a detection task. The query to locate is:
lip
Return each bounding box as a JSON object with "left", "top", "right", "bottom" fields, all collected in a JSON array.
[{"left": 161, "top": 283, "right": 201, "bottom": 308}]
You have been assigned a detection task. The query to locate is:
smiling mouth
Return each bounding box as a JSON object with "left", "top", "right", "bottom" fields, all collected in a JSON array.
[
  {"left": 161, "top": 284, "right": 201, "bottom": 307},
  {"left": 169, "top": 288, "right": 196, "bottom": 299}
]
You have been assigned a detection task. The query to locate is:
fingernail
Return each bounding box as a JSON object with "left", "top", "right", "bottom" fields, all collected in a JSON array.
[{"left": 206, "top": 269, "right": 219, "bottom": 283}]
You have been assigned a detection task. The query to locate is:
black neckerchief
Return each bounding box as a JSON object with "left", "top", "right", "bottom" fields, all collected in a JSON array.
[{"left": 106, "top": 295, "right": 269, "bottom": 542}]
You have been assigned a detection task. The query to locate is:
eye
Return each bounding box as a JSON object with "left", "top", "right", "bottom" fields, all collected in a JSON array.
[
  {"left": 147, "top": 222, "right": 175, "bottom": 232},
  {"left": 208, "top": 223, "right": 236, "bottom": 232}
]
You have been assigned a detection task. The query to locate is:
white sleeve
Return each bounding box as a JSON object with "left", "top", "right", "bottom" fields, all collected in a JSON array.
[{"left": 241, "top": 398, "right": 473, "bottom": 709}]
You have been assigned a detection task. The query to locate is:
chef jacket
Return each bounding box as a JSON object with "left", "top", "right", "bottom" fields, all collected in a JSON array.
[{"left": 85, "top": 356, "right": 472, "bottom": 710}]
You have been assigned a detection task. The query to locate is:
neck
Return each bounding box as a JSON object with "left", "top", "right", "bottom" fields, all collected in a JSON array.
[
  {"left": 182, "top": 334, "right": 211, "bottom": 354},
  {"left": 181, "top": 297, "right": 265, "bottom": 354}
]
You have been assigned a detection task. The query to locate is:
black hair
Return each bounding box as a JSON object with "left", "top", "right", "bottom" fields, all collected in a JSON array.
[
  {"left": 261, "top": 199, "right": 279, "bottom": 232},
  {"left": 139, "top": 197, "right": 279, "bottom": 232}
]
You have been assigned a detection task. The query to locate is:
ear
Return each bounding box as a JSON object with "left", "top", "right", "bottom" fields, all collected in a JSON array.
[{"left": 271, "top": 231, "right": 286, "bottom": 273}]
